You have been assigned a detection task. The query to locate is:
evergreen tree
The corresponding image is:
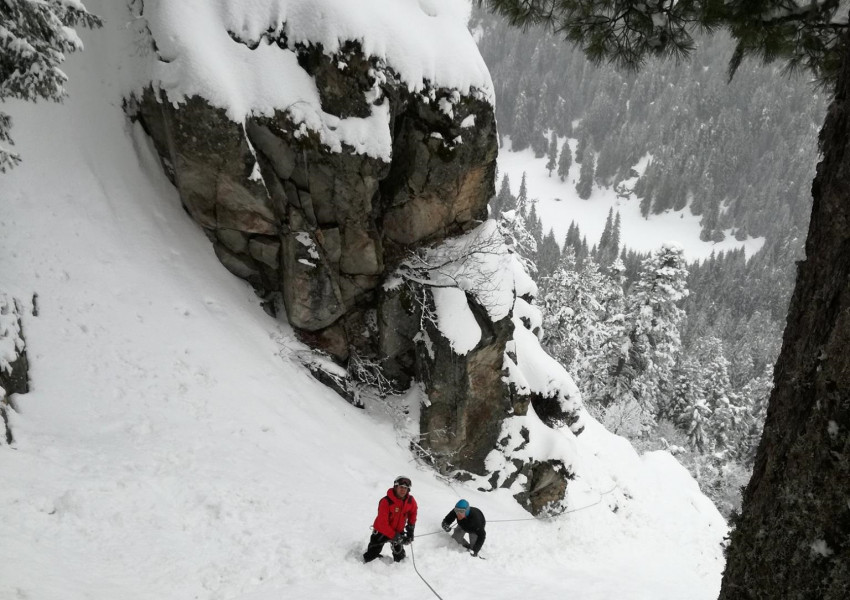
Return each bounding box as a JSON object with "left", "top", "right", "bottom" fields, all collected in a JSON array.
[
  {"left": 597, "top": 209, "right": 622, "bottom": 266},
  {"left": 510, "top": 90, "right": 534, "bottom": 151},
  {"left": 541, "top": 251, "right": 624, "bottom": 390},
  {"left": 589, "top": 243, "right": 688, "bottom": 422},
  {"left": 664, "top": 335, "right": 750, "bottom": 457},
  {"left": 611, "top": 212, "right": 622, "bottom": 258},
  {"left": 594, "top": 139, "right": 618, "bottom": 185},
  {"left": 531, "top": 132, "right": 549, "bottom": 158},
  {"left": 564, "top": 220, "right": 580, "bottom": 255},
  {"left": 599, "top": 207, "right": 614, "bottom": 251},
  {"left": 681, "top": 399, "right": 712, "bottom": 453},
  {"left": 578, "top": 236, "right": 589, "bottom": 266},
  {"left": 492, "top": 173, "right": 515, "bottom": 216},
  {"left": 575, "top": 133, "right": 587, "bottom": 164},
  {"left": 664, "top": 355, "right": 701, "bottom": 424},
  {"left": 673, "top": 188, "right": 688, "bottom": 211},
  {"left": 630, "top": 243, "right": 689, "bottom": 401},
  {"left": 537, "top": 229, "right": 562, "bottom": 279},
  {"left": 700, "top": 195, "right": 722, "bottom": 241},
  {"left": 557, "top": 141, "right": 572, "bottom": 181},
  {"left": 545, "top": 131, "right": 558, "bottom": 176},
  {"left": 0, "top": 0, "right": 102, "bottom": 171},
  {"left": 517, "top": 171, "right": 529, "bottom": 215},
  {"left": 639, "top": 192, "right": 652, "bottom": 218},
  {"left": 576, "top": 151, "right": 595, "bottom": 199},
  {"left": 652, "top": 174, "right": 675, "bottom": 213},
  {"left": 526, "top": 202, "right": 543, "bottom": 244}
]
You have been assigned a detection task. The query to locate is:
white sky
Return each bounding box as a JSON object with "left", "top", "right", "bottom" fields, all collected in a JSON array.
[{"left": 0, "top": 2, "right": 727, "bottom": 598}]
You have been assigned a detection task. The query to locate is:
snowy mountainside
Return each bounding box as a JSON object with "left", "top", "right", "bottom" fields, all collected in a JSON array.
[
  {"left": 0, "top": 2, "right": 725, "bottom": 598},
  {"left": 497, "top": 139, "right": 766, "bottom": 261}
]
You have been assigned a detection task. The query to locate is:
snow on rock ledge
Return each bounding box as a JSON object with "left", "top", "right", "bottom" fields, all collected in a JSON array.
[{"left": 141, "top": 0, "right": 494, "bottom": 160}]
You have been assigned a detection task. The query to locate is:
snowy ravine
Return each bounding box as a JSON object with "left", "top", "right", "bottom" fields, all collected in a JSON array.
[{"left": 0, "top": 2, "right": 726, "bottom": 599}]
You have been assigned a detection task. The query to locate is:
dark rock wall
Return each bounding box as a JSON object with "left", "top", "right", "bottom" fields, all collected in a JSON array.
[
  {"left": 415, "top": 291, "right": 513, "bottom": 473},
  {"left": 134, "top": 34, "right": 574, "bottom": 513},
  {"left": 135, "top": 41, "right": 496, "bottom": 355}
]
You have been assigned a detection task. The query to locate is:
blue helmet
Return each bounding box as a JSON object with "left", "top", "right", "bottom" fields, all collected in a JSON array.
[{"left": 455, "top": 499, "right": 470, "bottom": 516}]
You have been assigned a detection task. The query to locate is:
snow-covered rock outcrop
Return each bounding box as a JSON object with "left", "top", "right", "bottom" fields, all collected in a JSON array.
[
  {"left": 132, "top": 0, "right": 496, "bottom": 342},
  {"left": 389, "top": 221, "right": 585, "bottom": 513},
  {"left": 131, "top": 0, "right": 582, "bottom": 512}
]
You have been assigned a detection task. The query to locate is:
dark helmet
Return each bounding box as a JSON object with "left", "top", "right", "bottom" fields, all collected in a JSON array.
[
  {"left": 394, "top": 475, "right": 412, "bottom": 489},
  {"left": 455, "top": 499, "right": 470, "bottom": 516}
]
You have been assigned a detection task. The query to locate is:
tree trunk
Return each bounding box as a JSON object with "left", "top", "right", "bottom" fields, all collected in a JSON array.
[{"left": 718, "top": 38, "right": 850, "bottom": 600}]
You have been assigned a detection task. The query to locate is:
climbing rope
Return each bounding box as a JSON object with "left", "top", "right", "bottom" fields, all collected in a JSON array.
[
  {"left": 409, "top": 542, "right": 446, "bottom": 600},
  {"left": 413, "top": 529, "right": 446, "bottom": 538},
  {"left": 381, "top": 485, "right": 619, "bottom": 600},
  {"left": 376, "top": 484, "right": 617, "bottom": 542},
  {"left": 413, "top": 484, "right": 619, "bottom": 535},
  {"left": 487, "top": 484, "right": 619, "bottom": 523}
]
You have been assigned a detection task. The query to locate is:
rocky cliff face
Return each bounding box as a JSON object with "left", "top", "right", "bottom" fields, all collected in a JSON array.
[
  {"left": 132, "top": 9, "right": 580, "bottom": 514},
  {"left": 134, "top": 36, "right": 504, "bottom": 442},
  {"left": 135, "top": 38, "right": 496, "bottom": 351}
]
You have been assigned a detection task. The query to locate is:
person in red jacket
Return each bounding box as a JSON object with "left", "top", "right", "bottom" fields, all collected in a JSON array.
[{"left": 363, "top": 475, "right": 418, "bottom": 563}]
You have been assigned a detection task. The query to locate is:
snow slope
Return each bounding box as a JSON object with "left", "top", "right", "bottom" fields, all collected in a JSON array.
[{"left": 0, "top": 2, "right": 725, "bottom": 599}]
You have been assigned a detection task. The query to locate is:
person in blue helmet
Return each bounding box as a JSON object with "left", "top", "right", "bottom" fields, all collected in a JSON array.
[{"left": 441, "top": 499, "right": 486, "bottom": 557}]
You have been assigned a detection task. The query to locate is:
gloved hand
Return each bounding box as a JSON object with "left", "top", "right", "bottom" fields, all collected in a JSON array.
[
  {"left": 404, "top": 524, "right": 414, "bottom": 544},
  {"left": 390, "top": 535, "right": 404, "bottom": 551},
  {"left": 441, "top": 522, "right": 451, "bottom": 532}
]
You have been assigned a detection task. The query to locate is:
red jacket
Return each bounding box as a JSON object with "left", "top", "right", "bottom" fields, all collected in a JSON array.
[{"left": 372, "top": 488, "right": 418, "bottom": 539}]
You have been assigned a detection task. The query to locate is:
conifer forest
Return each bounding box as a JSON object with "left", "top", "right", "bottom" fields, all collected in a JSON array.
[{"left": 474, "top": 8, "right": 827, "bottom": 516}]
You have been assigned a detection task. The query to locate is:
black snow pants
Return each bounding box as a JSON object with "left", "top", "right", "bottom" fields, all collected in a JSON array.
[{"left": 363, "top": 531, "right": 405, "bottom": 563}]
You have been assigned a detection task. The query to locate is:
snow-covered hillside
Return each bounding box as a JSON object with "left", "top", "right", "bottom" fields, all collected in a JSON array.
[
  {"left": 497, "top": 139, "right": 766, "bottom": 261},
  {"left": 0, "top": 2, "right": 726, "bottom": 598}
]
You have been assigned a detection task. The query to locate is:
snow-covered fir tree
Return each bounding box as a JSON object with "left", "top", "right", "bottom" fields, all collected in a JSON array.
[
  {"left": 516, "top": 171, "right": 529, "bottom": 214},
  {"left": 499, "top": 206, "right": 538, "bottom": 277},
  {"left": 587, "top": 243, "right": 688, "bottom": 428},
  {"left": 541, "top": 250, "right": 606, "bottom": 374},
  {"left": 0, "top": 0, "right": 102, "bottom": 171},
  {"left": 627, "top": 243, "right": 689, "bottom": 411}
]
